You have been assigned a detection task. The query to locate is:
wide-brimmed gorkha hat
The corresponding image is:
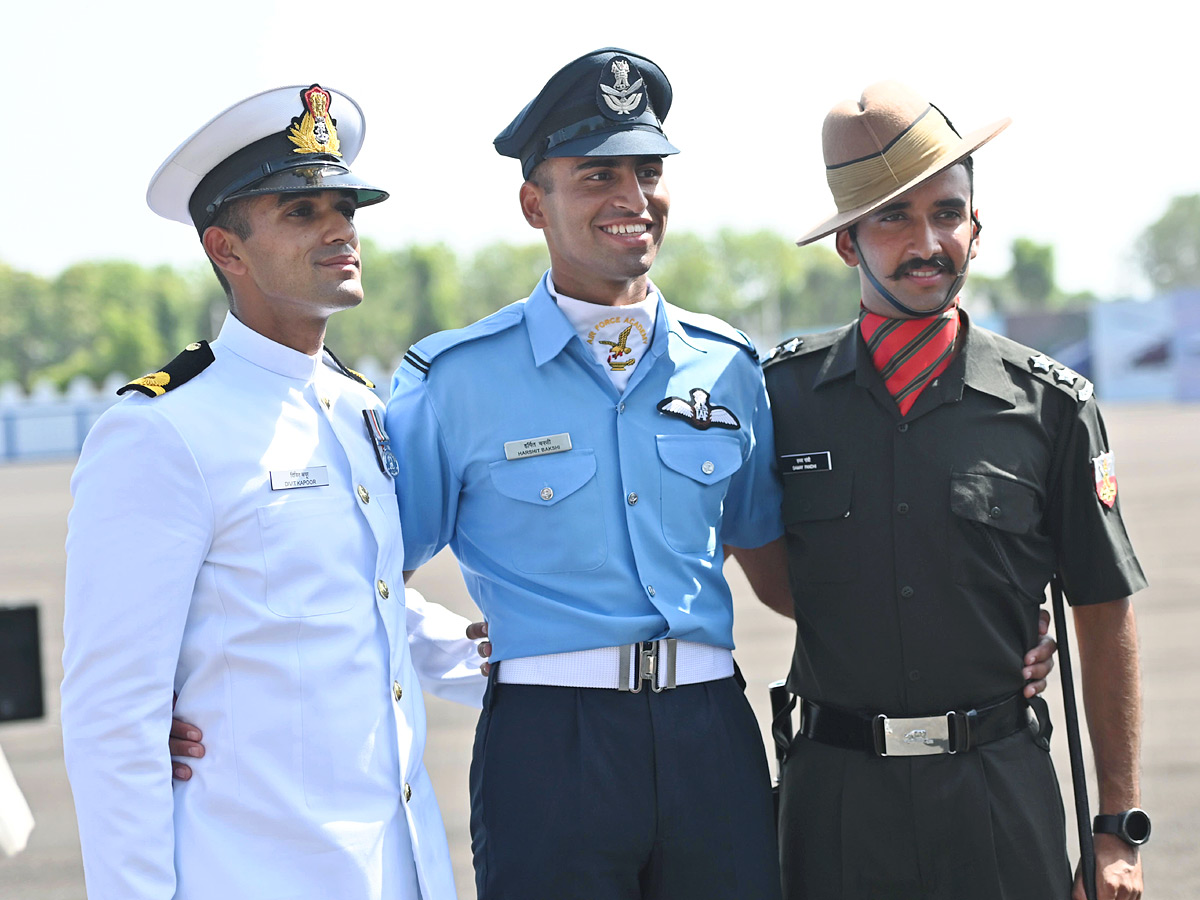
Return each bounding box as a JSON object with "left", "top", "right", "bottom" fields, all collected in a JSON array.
[
  {"left": 148, "top": 84, "right": 388, "bottom": 234},
  {"left": 796, "top": 82, "right": 1009, "bottom": 246}
]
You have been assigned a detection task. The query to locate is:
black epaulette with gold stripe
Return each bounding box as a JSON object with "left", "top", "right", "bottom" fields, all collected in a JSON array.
[
  {"left": 117, "top": 342, "right": 214, "bottom": 398},
  {"left": 323, "top": 346, "right": 375, "bottom": 388}
]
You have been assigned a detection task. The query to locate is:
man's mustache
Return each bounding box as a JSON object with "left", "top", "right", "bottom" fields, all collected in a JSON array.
[{"left": 887, "top": 255, "right": 954, "bottom": 280}]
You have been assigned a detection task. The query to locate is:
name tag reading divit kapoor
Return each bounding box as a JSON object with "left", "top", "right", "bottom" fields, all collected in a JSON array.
[
  {"left": 270, "top": 466, "right": 330, "bottom": 491},
  {"left": 503, "top": 433, "right": 573, "bottom": 461}
]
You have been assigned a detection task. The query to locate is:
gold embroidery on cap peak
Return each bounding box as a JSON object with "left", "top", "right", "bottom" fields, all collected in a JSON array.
[{"left": 288, "top": 85, "right": 342, "bottom": 157}]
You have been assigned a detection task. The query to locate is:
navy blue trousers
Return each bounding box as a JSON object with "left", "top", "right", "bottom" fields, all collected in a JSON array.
[{"left": 469, "top": 672, "right": 782, "bottom": 900}]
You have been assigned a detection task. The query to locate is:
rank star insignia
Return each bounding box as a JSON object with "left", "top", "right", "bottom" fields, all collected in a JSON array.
[
  {"left": 288, "top": 84, "right": 342, "bottom": 157},
  {"left": 657, "top": 388, "right": 740, "bottom": 430},
  {"left": 598, "top": 58, "right": 646, "bottom": 118},
  {"left": 1029, "top": 354, "right": 1053, "bottom": 373},
  {"left": 1053, "top": 367, "right": 1077, "bottom": 387},
  {"left": 1092, "top": 451, "right": 1118, "bottom": 508}
]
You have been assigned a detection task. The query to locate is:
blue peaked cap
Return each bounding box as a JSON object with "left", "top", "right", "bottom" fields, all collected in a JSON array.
[{"left": 494, "top": 48, "right": 679, "bottom": 180}]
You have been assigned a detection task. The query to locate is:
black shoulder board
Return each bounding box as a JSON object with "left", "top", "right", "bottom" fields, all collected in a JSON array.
[
  {"left": 117, "top": 342, "right": 214, "bottom": 398},
  {"left": 324, "top": 346, "right": 375, "bottom": 388}
]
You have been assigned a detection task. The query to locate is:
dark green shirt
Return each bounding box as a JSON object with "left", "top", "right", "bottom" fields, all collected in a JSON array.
[{"left": 764, "top": 315, "right": 1146, "bottom": 716}]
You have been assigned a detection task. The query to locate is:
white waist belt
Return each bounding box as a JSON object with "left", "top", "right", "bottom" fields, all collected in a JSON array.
[{"left": 497, "top": 640, "right": 734, "bottom": 692}]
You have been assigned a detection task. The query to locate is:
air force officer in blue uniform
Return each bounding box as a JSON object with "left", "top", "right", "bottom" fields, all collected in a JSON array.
[
  {"left": 387, "top": 50, "right": 784, "bottom": 899},
  {"left": 62, "top": 85, "right": 484, "bottom": 900}
]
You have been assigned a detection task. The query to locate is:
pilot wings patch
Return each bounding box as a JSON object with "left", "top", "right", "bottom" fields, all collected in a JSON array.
[{"left": 657, "top": 388, "right": 740, "bottom": 430}]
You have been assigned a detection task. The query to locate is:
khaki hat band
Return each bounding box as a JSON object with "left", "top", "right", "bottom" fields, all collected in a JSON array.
[{"left": 826, "top": 110, "right": 962, "bottom": 213}]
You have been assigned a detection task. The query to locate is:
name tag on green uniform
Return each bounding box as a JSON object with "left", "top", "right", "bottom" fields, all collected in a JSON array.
[{"left": 779, "top": 451, "right": 832, "bottom": 474}]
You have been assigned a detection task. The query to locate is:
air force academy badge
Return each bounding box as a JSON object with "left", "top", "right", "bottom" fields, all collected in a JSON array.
[
  {"left": 1092, "top": 451, "right": 1118, "bottom": 508},
  {"left": 657, "top": 389, "right": 740, "bottom": 430},
  {"left": 598, "top": 58, "right": 647, "bottom": 118}
]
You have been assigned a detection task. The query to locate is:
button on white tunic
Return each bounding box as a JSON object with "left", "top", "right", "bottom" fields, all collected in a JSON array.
[{"left": 62, "top": 313, "right": 483, "bottom": 900}]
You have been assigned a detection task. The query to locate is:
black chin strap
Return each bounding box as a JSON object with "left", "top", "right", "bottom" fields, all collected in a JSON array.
[{"left": 853, "top": 197, "right": 980, "bottom": 319}]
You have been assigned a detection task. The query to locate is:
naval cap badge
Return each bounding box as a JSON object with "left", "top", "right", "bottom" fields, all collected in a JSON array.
[
  {"left": 597, "top": 57, "right": 648, "bottom": 119},
  {"left": 288, "top": 84, "right": 342, "bottom": 157}
]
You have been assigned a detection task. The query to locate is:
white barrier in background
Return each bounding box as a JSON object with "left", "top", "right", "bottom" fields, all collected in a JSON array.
[{"left": 0, "top": 357, "right": 399, "bottom": 464}]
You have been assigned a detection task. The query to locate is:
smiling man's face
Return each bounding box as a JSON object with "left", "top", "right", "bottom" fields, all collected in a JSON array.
[
  {"left": 836, "top": 164, "right": 978, "bottom": 318},
  {"left": 520, "top": 155, "right": 669, "bottom": 305}
]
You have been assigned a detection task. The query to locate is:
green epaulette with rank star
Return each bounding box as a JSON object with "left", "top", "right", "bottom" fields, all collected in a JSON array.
[
  {"left": 117, "top": 342, "right": 214, "bottom": 398},
  {"left": 992, "top": 333, "right": 1095, "bottom": 403},
  {"left": 762, "top": 325, "right": 849, "bottom": 368}
]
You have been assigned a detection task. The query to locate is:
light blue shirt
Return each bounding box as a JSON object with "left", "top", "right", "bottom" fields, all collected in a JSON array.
[{"left": 387, "top": 272, "right": 783, "bottom": 661}]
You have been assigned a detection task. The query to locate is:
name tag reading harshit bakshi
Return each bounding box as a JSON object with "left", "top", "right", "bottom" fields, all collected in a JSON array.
[
  {"left": 270, "top": 466, "right": 330, "bottom": 490},
  {"left": 503, "top": 433, "right": 573, "bottom": 461}
]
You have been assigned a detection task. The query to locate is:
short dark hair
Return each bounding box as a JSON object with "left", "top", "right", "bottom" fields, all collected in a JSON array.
[
  {"left": 526, "top": 160, "right": 555, "bottom": 194},
  {"left": 204, "top": 197, "right": 252, "bottom": 300}
]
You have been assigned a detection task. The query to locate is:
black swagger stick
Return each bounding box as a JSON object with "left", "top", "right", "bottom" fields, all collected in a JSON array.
[{"left": 1051, "top": 575, "right": 1097, "bottom": 900}]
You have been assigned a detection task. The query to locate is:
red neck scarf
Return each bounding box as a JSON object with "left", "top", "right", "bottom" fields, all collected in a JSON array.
[{"left": 859, "top": 303, "right": 961, "bottom": 416}]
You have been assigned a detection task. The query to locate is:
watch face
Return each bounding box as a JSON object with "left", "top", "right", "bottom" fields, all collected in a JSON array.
[{"left": 1124, "top": 809, "right": 1152, "bottom": 844}]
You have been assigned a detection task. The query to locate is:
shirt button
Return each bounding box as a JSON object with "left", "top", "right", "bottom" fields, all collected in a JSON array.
[
  {"left": 900, "top": 586, "right": 914, "bottom": 599},
  {"left": 377, "top": 579, "right": 390, "bottom": 600},
  {"left": 540, "top": 487, "right": 554, "bottom": 501},
  {"left": 647, "top": 585, "right": 656, "bottom": 597},
  {"left": 393, "top": 681, "right": 403, "bottom": 701},
  {"left": 896, "top": 502, "right": 909, "bottom": 514},
  {"left": 627, "top": 492, "right": 639, "bottom": 506},
  {"left": 908, "top": 670, "right": 921, "bottom": 682},
  {"left": 897, "top": 423, "right": 909, "bottom": 433},
  {"left": 618, "top": 402, "right": 626, "bottom": 413},
  {"left": 357, "top": 484, "right": 370, "bottom": 504},
  {"left": 403, "top": 783, "right": 412, "bottom": 802},
  {"left": 989, "top": 506, "right": 1002, "bottom": 518},
  {"left": 701, "top": 460, "right": 715, "bottom": 476}
]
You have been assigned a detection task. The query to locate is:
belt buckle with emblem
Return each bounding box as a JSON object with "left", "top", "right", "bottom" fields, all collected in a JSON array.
[{"left": 362, "top": 409, "right": 400, "bottom": 477}]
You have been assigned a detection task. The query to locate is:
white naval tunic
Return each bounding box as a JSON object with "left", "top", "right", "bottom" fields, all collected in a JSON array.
[{"left": 62, "top": 313, "right": 484, "bottom": 900}]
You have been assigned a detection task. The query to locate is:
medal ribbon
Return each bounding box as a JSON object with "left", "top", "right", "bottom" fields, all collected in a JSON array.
[{"left": 859, "top": 302, "right": 960, "bottom": 415}]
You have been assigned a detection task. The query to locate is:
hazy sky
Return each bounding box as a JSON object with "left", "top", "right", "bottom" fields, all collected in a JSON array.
[{"left": 7, "top": 1, "right": 1196, "bottom": 298}]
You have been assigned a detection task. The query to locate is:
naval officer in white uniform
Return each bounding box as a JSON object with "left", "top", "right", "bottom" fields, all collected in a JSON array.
[{"left": 61, "top": 84, "right": 485, "bottom": 900}]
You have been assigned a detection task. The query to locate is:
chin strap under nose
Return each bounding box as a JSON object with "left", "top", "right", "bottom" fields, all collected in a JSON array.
[{"left": 852, "top": 202, "right": 979, "bottom": 319}]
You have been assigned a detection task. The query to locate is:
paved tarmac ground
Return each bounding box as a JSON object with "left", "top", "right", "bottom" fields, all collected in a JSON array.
[{"left": 0, "top": 403, "right": 1196, "bottom": 899}]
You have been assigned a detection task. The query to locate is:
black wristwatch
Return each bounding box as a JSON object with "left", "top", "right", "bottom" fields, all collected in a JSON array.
[{"left": 1093, "top": 808, "right": 1151, "bottom": 846}]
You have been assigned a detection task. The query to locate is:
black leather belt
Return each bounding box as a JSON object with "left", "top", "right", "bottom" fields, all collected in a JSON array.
[{"left": 799, "top": 693, "right": 1033, "bottom": 757}]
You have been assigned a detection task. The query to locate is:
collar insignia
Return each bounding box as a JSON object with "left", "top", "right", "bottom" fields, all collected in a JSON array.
[
  {"left": 1028, "top": 354, "right": 1053, "bottom": 373},
  {"left": 598, "top": 57, "right": 647, "bottom": 118},
  {"left": 1092, "top": 451, "right": 1118, "bottom": 508},
  {"left": 657, "top": 388, "right": 740, "bottom": 430},
  {"left": 288, "top": 84, "right": 342, "bottom": 157},
  {"left": 1077, "top": 380, "right": 1094, "bottom": 402}
]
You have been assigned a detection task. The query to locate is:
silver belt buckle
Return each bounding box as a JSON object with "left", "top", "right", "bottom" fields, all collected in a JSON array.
[
  {"left": 618, "top": 639, "right": 678, "bottom": 692},
  {"left": 875, "top": 712, "right": 955, "bottom": 756}
]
